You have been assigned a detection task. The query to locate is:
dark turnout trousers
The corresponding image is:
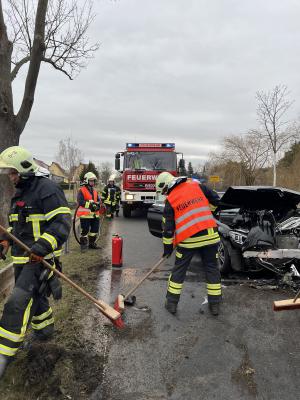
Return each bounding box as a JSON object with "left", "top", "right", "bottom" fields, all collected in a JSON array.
[
  {"left": 166, "top": 243, "right": 222, "bottom": 304},
  {"left": 80, "top": 217, "right": 100, "bottom": 237},
  {"left": 0, "top": 262, "right": 54, "bottom": 359}
]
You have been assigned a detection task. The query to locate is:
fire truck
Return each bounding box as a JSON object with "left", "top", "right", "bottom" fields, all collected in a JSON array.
[{"left": 115, "top": 143, "right": 184, "bottom": 217}]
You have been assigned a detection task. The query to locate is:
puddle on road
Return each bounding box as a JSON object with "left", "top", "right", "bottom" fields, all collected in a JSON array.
[{"left": 97, "top": 266, "right": 148, "bottom": 304}]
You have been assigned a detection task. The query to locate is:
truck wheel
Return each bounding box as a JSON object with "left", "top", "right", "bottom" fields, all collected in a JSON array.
[
  {"left": 123, "top": 204, "right": 132, "bottom": 218},
  {"left": 218, "top": 239, "right": 232, "bottom": 275}
]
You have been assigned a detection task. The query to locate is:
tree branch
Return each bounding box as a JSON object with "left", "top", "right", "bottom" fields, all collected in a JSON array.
[
  {"left": 10, "top": 55, "right": 30, "bottom": 80},
  {"left": 42, "top": 56, "right": 72, "bottom": 79}
]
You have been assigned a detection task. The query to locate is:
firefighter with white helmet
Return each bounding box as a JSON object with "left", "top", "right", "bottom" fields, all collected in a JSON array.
[
  {"left": 76, "top": 171, "right": 101, "bottom": 251},
  {"left": 156, "top": 172, "right": 222, "bottom": 316},
  {"left": 155, "top": 172, "right": 175, "bottom": 195},
  {"left": 101, "top": 173, "right": 121, "bottom": 218},
  {"left": 0, "top": 146, "right": 71, "bottom": 379}
]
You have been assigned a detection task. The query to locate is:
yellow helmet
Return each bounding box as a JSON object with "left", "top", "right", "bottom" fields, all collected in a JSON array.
[
  {"left": 84, "top": 172, "right": 97, "bottom": 185},
  {"left": 155, "top": 172, "right": 174, "bottom": 194},
  {"left": 0, "top": 146, "right": 38, "bottom": 174}
]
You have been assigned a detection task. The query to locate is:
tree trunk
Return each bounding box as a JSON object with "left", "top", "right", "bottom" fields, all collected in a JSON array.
[
  {"left": 0, "top": 120, "right": 19, "bottom": 226},
  {"left": 273, "top": 151, "right": 277, "bottom": 187},
  {"left": 0, "top": 1, "right": 18, "bottom": 226}
]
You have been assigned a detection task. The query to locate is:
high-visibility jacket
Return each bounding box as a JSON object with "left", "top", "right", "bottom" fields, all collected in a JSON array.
[
  {"left": 101, "top": 184, "right": 121, "bottom": 206},
  {"left": 77, "top": 186, "right": 100, "bottom": 218},
  {"left": 5, "top": 176, "right": 71, "bottom": 265},
  {"left": 167, "top": 181, "right": 217, "bottom": 246}
]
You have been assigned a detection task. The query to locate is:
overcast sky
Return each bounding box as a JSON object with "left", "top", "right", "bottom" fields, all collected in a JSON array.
[{"left": 14, "top": 0, "right": 300, "bottom": 167}]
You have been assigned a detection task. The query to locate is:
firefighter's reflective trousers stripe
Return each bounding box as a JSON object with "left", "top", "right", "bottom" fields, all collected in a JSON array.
[
  {"left": 167, "top": 243, "right": 221, "bottom": 304},
  {"left": 0, "top": 262, "right": 54, "bottom": 357}
]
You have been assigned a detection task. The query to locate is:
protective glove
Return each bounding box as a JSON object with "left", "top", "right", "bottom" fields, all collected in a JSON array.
[
  {"left": 89, "top": 201, "right": 100, "bottom": 212},
  {"left": 0, "top": 240, "right": 9, "bottom": 260},
  {"left": 163, "top": 244, "right": 173, "bottom": 258},
  {"left": 29, "top": 253, "right": 44, "bottom": 263}
]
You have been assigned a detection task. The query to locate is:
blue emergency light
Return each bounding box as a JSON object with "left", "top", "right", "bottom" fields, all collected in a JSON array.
[{"left": 126, "top": 143, "right": 175, "bottom": 148}]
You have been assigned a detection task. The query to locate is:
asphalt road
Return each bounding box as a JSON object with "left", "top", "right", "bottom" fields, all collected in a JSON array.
[{"left": 91, "top": 210, "right": 300, "bottom": 400}]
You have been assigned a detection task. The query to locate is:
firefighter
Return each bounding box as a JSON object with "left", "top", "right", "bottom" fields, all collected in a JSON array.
[
  {"left": 156, "top": 172, "right": 222, "bottom": 316},
  {"left": 77, "top": 172, "right": 101, "bottom": 251},
  {"left": 101, "top": 174, "right": 121, "bottom": 219},
  {"left": 0, "top": 146, "right": 71, "bottom": 379}
]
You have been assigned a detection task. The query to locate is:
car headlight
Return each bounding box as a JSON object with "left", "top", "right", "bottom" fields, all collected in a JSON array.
[
  {"left": 229, "top": 231, "right": 247, "bottom": 245},
  {"left": 125, "top": 193, "right": 134, "bottom": 200}
]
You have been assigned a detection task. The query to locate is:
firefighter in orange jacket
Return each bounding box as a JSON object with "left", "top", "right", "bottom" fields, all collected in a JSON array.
[
  {"left": 156, "top": 172, "right": 222, "bottom": 316},
  {"left": 77, "top": 172, "right": 101, "bottom": 251}
]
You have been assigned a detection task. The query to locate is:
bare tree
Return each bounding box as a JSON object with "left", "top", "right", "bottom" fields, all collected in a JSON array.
[
  {"left": 0, "top": 0, "right": 98, "bottom": 222},
  {"left": 256, "top": 84, "right": 297, "bottom": 186},
  {"left": 98, "top": 162, "right": 113, "bottom": 186},
  {"left": 56, "top": 137, "right": 83, "bottom": 184},
  {"left": 222, "top": 130, "right": 270, "bottom": 185}
]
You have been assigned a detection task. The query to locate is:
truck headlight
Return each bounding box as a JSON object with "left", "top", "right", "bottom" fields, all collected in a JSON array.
[{"left": 125, "top": 193, "right": 134, "bottom": 200}]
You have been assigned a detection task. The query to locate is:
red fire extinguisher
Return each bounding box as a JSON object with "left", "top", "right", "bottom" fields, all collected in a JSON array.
[{"left": 112, "top": 233, "right": 123, "bottom": 268}]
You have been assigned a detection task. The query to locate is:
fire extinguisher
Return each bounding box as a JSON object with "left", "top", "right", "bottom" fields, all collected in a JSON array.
[{"left": 112, "top": 233, "right": 123, "bottom": 268}]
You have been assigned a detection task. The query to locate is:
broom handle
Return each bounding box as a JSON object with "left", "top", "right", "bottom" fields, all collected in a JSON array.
[
  {"left": 124, "top": 257, "right": 166, "bottom": 300},
  {"left": 0, "top": 224, "right": 113, "bottom": 315},
  {"left": 293, "top": 287, "right": 300, "bottom": 302}
]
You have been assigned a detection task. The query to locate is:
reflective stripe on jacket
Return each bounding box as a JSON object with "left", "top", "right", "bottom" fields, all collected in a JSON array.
[
  {"left": 167, "top": 181, "right": 217, "bottom": 246},
  {"left": 101, "top": 185, "right": 121, "bottom": 206},
  {"left": 77, "top": 186, "right": 100, "bottom": 218},
  {"left": 7, "top": 176, "right": 71, "bottom": 261}
]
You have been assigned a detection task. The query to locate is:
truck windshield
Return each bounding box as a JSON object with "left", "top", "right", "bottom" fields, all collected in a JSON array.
[{"left": 124, "top": 151, "right": 176, "bottom": 170}]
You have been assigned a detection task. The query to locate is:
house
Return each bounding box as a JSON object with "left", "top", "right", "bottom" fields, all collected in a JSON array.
[
  {"left": 34, "top": 158, "right": 50, "bottom": 171},
  {"left": 49, "top": 162, "right": 68, "bottom": 184}
]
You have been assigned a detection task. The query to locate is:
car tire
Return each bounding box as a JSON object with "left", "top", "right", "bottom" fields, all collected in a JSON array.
[
  {"left": 218, "top": 239, "right": 232, "bottom": 275},
  {"left": 123, "top": 204, "right": 132, "bottom": 218}
]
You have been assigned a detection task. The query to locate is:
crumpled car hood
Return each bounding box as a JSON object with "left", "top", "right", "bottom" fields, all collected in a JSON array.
[{"left": 219, "top": 186, "right": 300, "bottom": 210}]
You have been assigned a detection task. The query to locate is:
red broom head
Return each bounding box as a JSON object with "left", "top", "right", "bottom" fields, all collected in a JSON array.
[
  {"left": 112, "top": 315, "right": 125, "bottom": 329},
  {"left": 114, "top": 297, "right": 121, "bottom": 313},
  {"left": 111, "top": 297, "right": 125, "bottom": 328}
]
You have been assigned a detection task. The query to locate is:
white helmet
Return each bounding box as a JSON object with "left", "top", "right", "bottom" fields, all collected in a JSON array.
[
  {"left": 108, "top": 174, "right": 116, "bottom": 182},
  {"left": 155, "top": 172, "right": 174, "bottom": 194},
  {"left": 84, "top": 172, "right": 97, "bottom": 185}
]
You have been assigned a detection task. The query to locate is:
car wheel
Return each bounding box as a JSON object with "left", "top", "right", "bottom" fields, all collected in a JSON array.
[
  {"left": 123, "top": 204, "right": 132, "bottom": 218},
  {"left": 218, "top": 239, "right": 232, "bottom": 275}
]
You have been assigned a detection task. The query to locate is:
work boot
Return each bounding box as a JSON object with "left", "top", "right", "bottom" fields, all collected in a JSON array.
[
  {"left": 165, "top": 299, "right": 178, "bottom": 315},
  {"left": 88, "top": 236, "right": 99, "bottom": 249},
  {"left": 115, "top": 210, "right": 119, "bottom": 217},
  {"left": 80, "top": 236, "right": 88, "bottom": 252},
  {"left": 0, "top": 354, "right": 10, "bottom": 380},
  {"left": 209, "top": 302, "right": 220, "bottom": 316}
]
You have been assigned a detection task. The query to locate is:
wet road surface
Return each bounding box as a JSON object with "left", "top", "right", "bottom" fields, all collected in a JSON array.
[{"left": 91, "top": 210, "right": 300, "bottom": 400}]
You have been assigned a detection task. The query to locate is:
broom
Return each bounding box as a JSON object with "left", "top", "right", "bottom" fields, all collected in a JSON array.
[
  {"left": 273, "top": 286, "right": 300, "bottom": 311},
  {"left": 0, "top": 224, "right": 124, "bottom": 328},
  {"left": 114, "top": 257, "right": 166, "bottom": 313}
]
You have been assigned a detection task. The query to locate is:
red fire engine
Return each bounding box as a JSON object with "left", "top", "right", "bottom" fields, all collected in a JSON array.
[{"left": 115, "top": 143, "right": 184, "bottom": 217}]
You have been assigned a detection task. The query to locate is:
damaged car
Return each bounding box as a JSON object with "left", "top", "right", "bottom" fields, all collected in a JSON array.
[
  {"left": 217, "top": 186, "right": 300, "bottom": 286},
  {"left": 147, "top": 186, "right": 300, "bottom": 287}
]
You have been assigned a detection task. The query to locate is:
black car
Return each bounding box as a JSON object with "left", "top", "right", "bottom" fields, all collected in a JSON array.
[{"left": 147, "top": 186, "right": 300, "bottom": 283}]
